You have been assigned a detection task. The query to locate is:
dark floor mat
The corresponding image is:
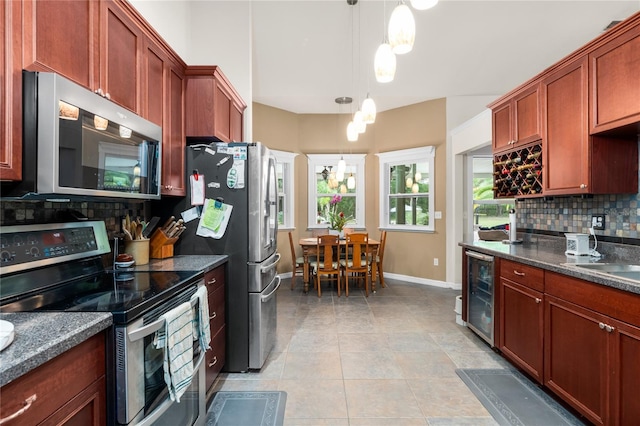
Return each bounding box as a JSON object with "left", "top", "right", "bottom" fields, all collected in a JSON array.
[
  {"left": 206, "top": 391, "right": 286, "bottom": 426},
  {"left": 456, "top": 369, "right": 586, "bottom": 426}
]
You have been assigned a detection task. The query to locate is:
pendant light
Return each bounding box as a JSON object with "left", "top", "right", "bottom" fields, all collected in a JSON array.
[
  {"left": 410, "top": 0, "right": 438, "bottom": 10},
  {"left": 388, "top": 1, "right": 415, "bottom": 54},
  {"left": 375, "top": 1, "right": 396, "bottom": 82},
  {"left": 347, "top": 121, "right": 359, "bottom": 142},
  {"left": 337, "top": 156, "right": 346, "bottom": 181},
  {"left": 361, "top": 94, "right": 377, "bottom": 124},
  {"left": 347, "top": 173, "right": 356, "bottom": 189}
]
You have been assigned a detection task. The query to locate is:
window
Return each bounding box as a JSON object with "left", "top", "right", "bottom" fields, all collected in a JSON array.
[
  {"left": 272, "top": 150, "right": 297, "bottom": 229},
  {"left": 377, "top": 146, "right": 435, "bottom": 232},
  {"left": 472, "top": 156, "right": 513, "bottom": 231},
  {"left": 307, "top": 154, "right": 366, "bottom": 229}
]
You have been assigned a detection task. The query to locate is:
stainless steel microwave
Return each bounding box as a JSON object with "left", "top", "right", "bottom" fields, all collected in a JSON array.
[{"left": 3, "top": 71, "right": 162, "bottom": 200}]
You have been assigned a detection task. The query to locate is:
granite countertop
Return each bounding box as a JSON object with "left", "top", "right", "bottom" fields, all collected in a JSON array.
[
  {"left": 460, "top": 233, "right": 640, "bottom": 295},
  {"left": 0, "top": 255, "right": 228, "bottom": 388},
  {"left": 0, "top": 312, "right": 112, "bottom": 387}
]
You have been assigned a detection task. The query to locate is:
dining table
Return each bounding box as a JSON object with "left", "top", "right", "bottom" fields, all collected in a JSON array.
[{"left": 298, "top": 237, "right": 380, "bottom": 294}]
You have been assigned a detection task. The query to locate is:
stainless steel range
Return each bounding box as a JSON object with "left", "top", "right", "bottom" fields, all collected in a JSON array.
[{"left": 0, "top": 221, "right": 206, "bottom": 426}]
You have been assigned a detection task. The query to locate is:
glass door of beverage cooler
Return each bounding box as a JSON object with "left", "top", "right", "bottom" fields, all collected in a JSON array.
[{"left": 465, "top": 251, "right": 495, "bottom": 346}]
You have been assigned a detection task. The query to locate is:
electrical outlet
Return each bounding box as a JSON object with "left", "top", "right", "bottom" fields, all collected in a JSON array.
[
  {"left": 591, "top": 214, "right": 605, "bottom": 230},
  {"left": 433, "top": 258, "right": 439, "bottom": 266}
]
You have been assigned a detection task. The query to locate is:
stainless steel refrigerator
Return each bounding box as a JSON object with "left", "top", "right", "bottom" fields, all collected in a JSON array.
[{"left": 164, "top": 141, "right": 280, "bottom": 372}]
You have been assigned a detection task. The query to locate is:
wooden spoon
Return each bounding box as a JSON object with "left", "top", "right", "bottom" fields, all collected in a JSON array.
[{"left": 135, "top": 223, "right": 143, "bottom": 240}]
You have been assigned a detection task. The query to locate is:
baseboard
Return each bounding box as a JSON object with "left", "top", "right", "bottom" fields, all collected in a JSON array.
[{"left": 278, "top": 271, "right": 462, "bottom": 291}]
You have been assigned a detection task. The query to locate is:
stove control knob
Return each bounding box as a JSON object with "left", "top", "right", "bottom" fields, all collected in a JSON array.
[
  {"left": 30, "top": 246, "right": 40, "bottom": 257},
  {"left": 1, "top": 250, "right": 12, "bottom": 262}
]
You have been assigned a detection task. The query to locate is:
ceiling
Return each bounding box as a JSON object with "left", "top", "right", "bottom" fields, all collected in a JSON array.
[{"left": 249, "top": 0, "right": 640, "bottom": 114}]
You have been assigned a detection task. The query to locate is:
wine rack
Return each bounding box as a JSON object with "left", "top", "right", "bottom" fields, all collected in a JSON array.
[{"left": 493, "top": 143, "right": 543, "bottom": 198}]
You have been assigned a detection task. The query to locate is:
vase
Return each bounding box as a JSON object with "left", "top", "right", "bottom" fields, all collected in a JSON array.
[{"left": 329, "top": 229, "right": 344, "bottom": 239}]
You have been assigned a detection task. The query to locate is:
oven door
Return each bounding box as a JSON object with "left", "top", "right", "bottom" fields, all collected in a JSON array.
[{"left": 116, "top": 283, "right": 206, "bottom": 426}]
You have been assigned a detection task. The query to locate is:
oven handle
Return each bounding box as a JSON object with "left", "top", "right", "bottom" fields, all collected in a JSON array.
[
  {"left": 466, "top": 250, "right": 494, "bottom": 262},
  {"left": 261, "top": 275, "right": 281, "bottom": 303},
  {"left": 133, "top": 350, "right": 205, "bottom": 426},
  {"left": 128, "top": 296, "right": 199, "bottom": 342}
]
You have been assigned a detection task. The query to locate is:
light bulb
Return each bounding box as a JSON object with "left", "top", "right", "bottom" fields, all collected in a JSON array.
[
  {"left": 374, "top": 42, "right": 396, "bottom": 83},
  {"left": 388, "top": 3, "right": 415, "bottom": 55}
]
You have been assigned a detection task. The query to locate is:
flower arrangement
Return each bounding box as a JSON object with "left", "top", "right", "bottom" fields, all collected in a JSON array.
[{"left": 326, "top": 194, "right": 352, "bottom": 231}]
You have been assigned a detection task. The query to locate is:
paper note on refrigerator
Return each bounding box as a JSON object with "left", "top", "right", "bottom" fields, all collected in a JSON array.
[{"left": 196, "top": 199, "right": 233, "bottom": 239}]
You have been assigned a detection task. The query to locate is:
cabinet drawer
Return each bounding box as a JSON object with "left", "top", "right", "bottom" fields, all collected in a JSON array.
[
  {"left": 204, "top": 265, "right": 225, "bottom": 293},
  {"left": 205, "top": 326, "right": 226, "bottom": 390},
  {"left": 500, "top": 259, "right": 544, "bottom": 292},
  {"left": 208, "top": 284, "right": 225, "bottom": 334},
  {"left": 0, "top": 333, "right": 105, "bottom": 425}
]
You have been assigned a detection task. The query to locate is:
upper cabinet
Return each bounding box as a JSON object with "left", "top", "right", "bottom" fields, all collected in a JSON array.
[
  {"left": 589, "top": 23, "right": 640, "bottom": 135},
  {"left": 491, "top": 11, "right": 640, "bottom": 198},
  {"left": 185, "top": 66, "right": 246, "bottom": 142},
  {"left": 491, "top": 83, "right": 542, "bottom": 153}
]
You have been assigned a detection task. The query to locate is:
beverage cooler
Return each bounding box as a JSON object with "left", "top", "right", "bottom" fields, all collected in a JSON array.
[{"left": 465, "top": 250, "right": 495, "bottom": 346}]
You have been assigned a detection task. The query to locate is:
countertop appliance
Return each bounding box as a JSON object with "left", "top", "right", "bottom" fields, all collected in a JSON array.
[
  {"left": 565, "top": 233, "right": 590, "bottom": 256},
  {"left": 0, "top": 221, "right": 206, "bottom": 426},
  {"left": 465, "top": 250, "right": 495, "bottom": 347},
  {"left": 1, "top": 71, "right": 162, "bottom": 201},
  {"left": 159, "top": 141, "right": 280, "bottom": 372}
]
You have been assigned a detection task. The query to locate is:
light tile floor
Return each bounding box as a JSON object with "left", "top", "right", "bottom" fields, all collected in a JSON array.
[{"left": 213, "top": 277, "right": 509, "bottom": 425}]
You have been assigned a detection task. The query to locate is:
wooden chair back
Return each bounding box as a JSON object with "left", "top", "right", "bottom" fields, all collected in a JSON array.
[
  {"left": 314, "top": 234, "right": 341, "bottom": 297},
  {"left": 343, "top": 232, "right": 370, "bottom": 297}
]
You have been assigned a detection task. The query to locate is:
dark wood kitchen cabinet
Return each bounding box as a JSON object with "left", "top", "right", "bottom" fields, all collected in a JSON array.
[
  {"left": 185, "top": 66, "right": 246, "bottom": 142},
  {"left": 1, "top": 0, "right": 23, "bottom": 181},
  {"left": 544, "top": 272, "right": 640, "bottom": 426},
  {"left": 589, "top": 18, "right": 640, "bottom": 135},
  {"left": 491, "top": 82, "right": 542, "bottom": 153},
  {"left": 204, "top": 265, "right": 226, "bottom": 400},
  {"left": 0, "top": 333, "right": 106, "bottom": 426},
  {"left": 543, "top": 56, "right": 638, "bottom": 196},
  {"left": 498, "top": 259, "right": 544, "bottom": 384}
]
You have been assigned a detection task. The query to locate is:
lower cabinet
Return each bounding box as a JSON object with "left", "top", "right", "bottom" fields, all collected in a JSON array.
[
  {"left": 544, "top": 272, "right": 640, "bottom": 426},
  {"left": 204, "top": 265, "right": 226, "bottom": 400},
  {"left": 0, "top": 332, "right": 106, "bottom": 425}
]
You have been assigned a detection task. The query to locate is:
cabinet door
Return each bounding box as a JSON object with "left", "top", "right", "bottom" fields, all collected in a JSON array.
[
  {"left": 492, "top": 101, "right": 512, "bottom": 152},
  {"left": 513, "top": 85, "right": 541, "bottom": 145},
  {"left": 1, "top": 1, "right": 23, "bottom": 181},
  {"left": 214, "top": 83, "right": 232, "bottom": 142},
  {"left": 543, "top": 57, "right": 589, "bottom": 195},
  {"left": 22, "top": 0, "right": 99, "bottom": 90},
  {"left": 42, "top": 376, "right": 106, "bottom": 426},
  {"left": 100, "top": 1, "right": 142, "bottom": 113},
  {"left": 499, "top": 278, "right": 544, "bottom": 383},
  {"left": 610, "top": 320, "right": 640, "bottom": 425},
  {"left": 545, "top": 295, "right": 608, "bottom": 425},
  {"left": 590, "top": 24, "right": 640, "bottom": 134},
  {"left": 143, "top": 38, "right": 166, "bottom": 126},
  {"left": 161, "top": 65, "right": 185, "bottom": 196}
]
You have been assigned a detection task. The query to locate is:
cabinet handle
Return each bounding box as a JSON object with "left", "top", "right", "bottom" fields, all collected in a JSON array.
[
  {"left": 0, "top": 394, "right": 37, "bottom": 425},
  {"left": 513, "top": 270, "right": 525, "bottom": 276},
  {"left": 599, "top": 322, "right": 605, "bottom": 329},
  {"left": 207, "top": 278, "right": 217, "bottom": 285},
  {"left": 535, "top": 298, "right": 541, "bottom": 304},
  {"left": 208, "top": 356, "right": 218, "bottom": 368},
  {"left": 209, "top": 311, "right": 216, "bottom": 320},
  {"left": 580, "top": 184, "right": 587, "bottom": 189},
  {"left": 605, "top": 324, "right": 615, "bottom": 333}
]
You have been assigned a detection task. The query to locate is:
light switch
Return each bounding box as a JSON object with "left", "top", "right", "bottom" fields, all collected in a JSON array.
[{"left": 434, "top": 211, "right": 442, "bottom": 219}]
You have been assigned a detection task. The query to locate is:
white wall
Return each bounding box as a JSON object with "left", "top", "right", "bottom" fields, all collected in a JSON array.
[
  {"left": 129, "top": 0, "right": 254, "bottom": 142},
  {"left": 447, "top": 108, "right": 493, "bottom": 287}
]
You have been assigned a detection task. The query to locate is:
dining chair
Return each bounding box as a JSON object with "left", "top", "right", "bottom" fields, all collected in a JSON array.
[
  {"left": 340, "top": 232, "right": 370, "bottom": 297},
  {"left": 372, "top": 230, "right": 387, "bottom": 289},
  {"left": 288, "top": 231, "right": 305, "bottom": 290},
  {"left": 310, "top": 234, "right": 341, "bottom": 297}
]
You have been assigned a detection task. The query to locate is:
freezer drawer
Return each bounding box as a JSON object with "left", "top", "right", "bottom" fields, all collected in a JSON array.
[{"left": 248, "top": 275, "right": 281, "bottom": 369}]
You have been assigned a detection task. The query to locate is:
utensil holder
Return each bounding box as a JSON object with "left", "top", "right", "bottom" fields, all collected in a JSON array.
[
  {"left": 150, "top": 229, "right": 179, "bottom": 259},
  {"left": 124, "top": 239, "right": 150, "bottom": 265}
]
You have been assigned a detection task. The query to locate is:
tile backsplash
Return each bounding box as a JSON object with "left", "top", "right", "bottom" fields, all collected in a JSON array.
[
  {"left": 0, "top": 200, "right": 146, "bottom": 238},
  {"left": 516, "top": 192, "right": 640, "bottom": 241}
]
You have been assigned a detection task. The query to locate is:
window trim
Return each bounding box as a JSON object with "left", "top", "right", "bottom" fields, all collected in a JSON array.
[
  {"left": 272, "top": 149, "right": 297, "bottom": 230},
  {"left": 376, "top": 146, "right": 435, "bottom": 232},
  {"left": 307, "top": 153, "right": 366, "bottom": 229}
]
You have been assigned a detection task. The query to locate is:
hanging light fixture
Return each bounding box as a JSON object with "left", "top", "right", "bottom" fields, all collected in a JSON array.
[
  {"left": 414, "top": 171, "right": 422, "bottom": 182},
  {"left": 375, "top": 1, "right": 396, "bottom": 83},
  {"left": 361, "top": 94, "right": 377, "bottom": 124},
  {"left": 411, "top": 182, "right": 419, "bottom": 193},
  {"left": 347, "top": 173, "right": 356, "bottom": 189},
  {"left": 410, "top": 0, "right": 438, "bottom": 10},
  {"left": 388, "top": 1, "right": 415, "bottom": 54},
  {"left": 347, "top": 121, "right": 359, "bottom": 142},
  {"left": 340, "top": 184, "right": 348, "bottom": 194},
  {"left": 337, "top": 156, "right": 346, "bottom": 181}
]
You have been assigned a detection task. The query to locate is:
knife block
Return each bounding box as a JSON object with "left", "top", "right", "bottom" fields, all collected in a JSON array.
[{"left": 150, "top": 229, "right": 179, "bottom": 259}]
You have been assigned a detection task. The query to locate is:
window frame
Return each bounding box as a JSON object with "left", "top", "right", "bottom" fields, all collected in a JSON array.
[
  {"left": 377, "top": 146, "right": 436, "bottom": 232},
  {"left": 272, "top": 149, "right": 297, "bottom": 230},
  {"left": 307, "top": 153, "right": 366, "bottom": 230}
]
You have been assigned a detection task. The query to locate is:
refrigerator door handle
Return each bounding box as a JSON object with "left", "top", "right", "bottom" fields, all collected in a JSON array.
[
  {"left": 261, "top": 276, "right": 281, "bottom": 302},
  {"left": 260, "top": 252, "right": 281, "bottom": 273}
]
